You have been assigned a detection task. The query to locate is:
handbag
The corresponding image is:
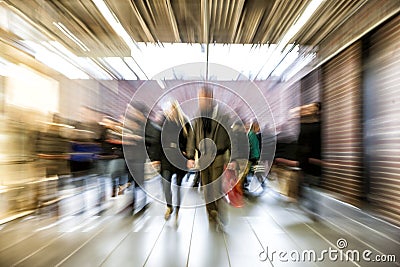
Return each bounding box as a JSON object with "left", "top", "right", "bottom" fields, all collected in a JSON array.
[{"left": 223, "top": 167, "right": 244, "bottom": 208}]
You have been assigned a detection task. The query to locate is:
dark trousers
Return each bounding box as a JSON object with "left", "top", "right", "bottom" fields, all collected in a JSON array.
[
  {"left": 95, "top": 159, "right": 109, "bottom": 204},
  {"left": 162, "top": 169, "right": 185, "bottom": 209},
  {"left": 108, "top": 158, "right": 127, "bottom": 196},
  {"left": 192, "top": 171, "right": 200, "bottom": 186},
  {"left": 129, "top": 162, "right": 146, "bottom": 210},
  {"left": 201, "top": 156, "right": 224, "bottom": 216}
]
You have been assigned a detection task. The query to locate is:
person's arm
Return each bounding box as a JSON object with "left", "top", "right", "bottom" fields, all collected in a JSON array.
[
  {"left": 186, "top": 119, "right": 196, "bottom": 160},
  {"left": 179, "top": 120, "right": 192, "bottom": 156},
  {"left": 145, "top": 121, "right": 161, "bottom": 162},
  {"left": 248, "top": 131, "right": 260, "bottom": 161},
  {"left": 309, "top": 158, "right": 324, "bottom": 166},
  {"left": 224, "top": 116, "right": 237, "bottom": 169},
  {"left": 186, "top": 119, "right": 196, "bottom": 168},
  {"left": 230, "top": 131, "right": 240, "bottom": 161}
]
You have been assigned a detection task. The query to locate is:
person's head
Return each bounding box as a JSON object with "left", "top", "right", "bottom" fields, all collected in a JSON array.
[
  {"left": 252, "top": 120, "right": 260, "bottom": 133},
  {"left": 129, "top": 101, "right": 149, "bottom": 123},
  {"left": 132, "top": 101, "right": 149, "bottom": 115},
  {"left": 163, "top": 99, "right": 179, "bottom": 121},
  {"left": 231, "top": 120, "right": 245, "bottom": 132},
  {"left": 101, "top": 115, "right": 120, "bottom": 126},
  {"left": 248, "top": 120, "right": 259, "bottom": 133},
  {"left": 198, "top": 86, "right": 213, "bottom": 114}
]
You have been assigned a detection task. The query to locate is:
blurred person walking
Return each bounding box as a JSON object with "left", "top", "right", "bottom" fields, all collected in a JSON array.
[
  {"left": 231, "top": 120, "right": 250, "bottom": 191},
  {"left": 97, "top": 116, "right": 127, "bottom": 198},
  {"left": 243, "top": 120, "right": 261, "bottom": 189},
  {"left": 124, "top": 102, "right": 159, "bottom": 214},
  {"left": 157, "top": 100, "right": 191, "bottom": 221},
  {"left": 186, "top": 86, "right": 237, "bottom": 231}
]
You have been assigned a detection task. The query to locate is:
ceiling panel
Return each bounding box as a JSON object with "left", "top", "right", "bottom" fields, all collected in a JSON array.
[
  {"left": 5, "top": 0, "right": 372, "bottom": 45},
  {"left": 3, "top": 0, "right": 370, "bottom": 53},
  {"left": 0, "top": 0, "right": 373, "bottom": 80},
  {"left": 4, "top": 0, "right": 131, "bottom": 57}
]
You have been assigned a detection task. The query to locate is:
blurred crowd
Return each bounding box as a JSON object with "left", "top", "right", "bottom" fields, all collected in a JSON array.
[{"left": 1, "top": 86, "right": 321, "bottom": 231}]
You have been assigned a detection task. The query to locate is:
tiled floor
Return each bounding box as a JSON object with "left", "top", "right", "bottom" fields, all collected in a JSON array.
[{"left": 0, "top": 179, "right": 398, "bottom": 267}]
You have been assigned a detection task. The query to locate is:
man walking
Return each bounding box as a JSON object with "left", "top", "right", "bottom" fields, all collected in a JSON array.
[{"left": 186, "top": 86, "right": 237, "bottom": 231}]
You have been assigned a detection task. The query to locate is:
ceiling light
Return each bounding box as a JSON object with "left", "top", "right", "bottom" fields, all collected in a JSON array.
[
  {"left": 255, "top": 0, "right": 324, "bottom": 80},
  {"left": 156, "top": 79, "right": 166, "bottom": 89},
  {"left": 130, "top": 43, "right": 205, "bottom": 79},
  {"left": 92, "top": 0, "right": 137, "bottom": 53},
  {"left": 123, "top": 57, "right": 147, "bottom": 80},
  {"left": 256, "top": 44, "right": 296, "bottom": 80},
  {"left": 278, "top": 0, "right": 324, "bottom": 53},
  {"left": 22, "top": 40, "right": 89, "bottom": 79},
  {"left": 283, "top": 52, "right": 316, "bottom": 82},
  {"left": 78, "top": 57, "right": 115, "bottom": 80},
  {"left": 271, "top": 45, "right": 300, "bottom": 77},
  {"left": 208, "top": 44, "right": 273, "bottom": 80},
  {"left": 0, "top": 57, "right": 12, "bottom": 76},
  {"left": 48, "top": 41, "right": 114, "bottom": 80},
  {"left": 103, "top": 57, "right": 137, "bottom": 80},
  {"left": 53, "top": 22, "right": 90, "bottom": 52}
]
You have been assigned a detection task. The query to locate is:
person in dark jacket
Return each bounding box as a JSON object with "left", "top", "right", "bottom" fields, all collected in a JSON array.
[
  {"left": 186, "top": 86, "right": 237, "bottom": 230},
  {"left": 157, "top": 100, "right": 191, "bottom": 221},
  {"left": 231, "top": 120, "right": 250, "bottom": 190},
  {"left": 124, "top": 102, "right": 159, "bottom": 214},
  {"left": 97, "top": 116, "right": 127, "bottom": 198}
]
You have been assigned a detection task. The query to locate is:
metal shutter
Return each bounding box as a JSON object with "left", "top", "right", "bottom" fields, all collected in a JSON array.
[
  {"left": 301, "top": 68, "right": 321, "bottom": 105},
  {"left": 364, "top": 14, "right": 400, "bottom": 226},
  {"left": 321, "top": 41, "right": 364, "bottom": 205}
]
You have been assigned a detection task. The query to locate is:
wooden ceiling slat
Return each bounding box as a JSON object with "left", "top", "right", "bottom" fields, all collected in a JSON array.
[
  {"left": 233, "top": 5, "right": 246, "bottom": 43},
  {"left": 222, "top": 0, "right": 231, "bottom": 30},
  {"left": 226, "top": 0, "right": 237, "bottom": 33},
  {"left": 240, "top": 2, "right": 264, "bottom": 43},
  {"left": 148, "top": 1, "right": 167, "bottom": 40},
  {"left": 200, "top": 0, "right": 209, "bottom": 43},
  {"left": 264, "top": 0, "right": 292, "bottom": 42},
  {"left": 129, "top": 0, "right": 155, "bottom": 42},
  {"left": 216, "top": 0, "right": 225, "bottom": 34},
  {"left": 144, "top": 0, "right": 157, "bottom": 25},
  {"left": 211, "top": 0, "right": 218, "bottom": 42},
  {"left": 166, "top": 0, "right": 180, "bottom": 42},
  {"left": 228, "top": 0, "right": 245, "bottom": 43},
  {"left": 272, "top": 0, "right": 309, "bottom": 44},
  {"left": 257, "top": 1, "right": 279, "bottom": 43},
  {"left": 65, "top": 0, "right": 129, "bottom": 55},
  {"left": 298, "top": 0, "right": 353, "bottom": 45},
  {"left": 251, "top": 1, "right": 273, "bottom": 43},
  {"left": 293, "top": 0, "right": 368, "bottom": 46}
]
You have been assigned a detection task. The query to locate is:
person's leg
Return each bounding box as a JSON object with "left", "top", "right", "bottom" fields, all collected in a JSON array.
[
  {"left": 127, "top": 168, "right": 134, "bottom": 185},
  {"left": 242, "top": 161, "right": 252, "bottom": 189},
  {"left": 201, "top": 167, "right": 217, "bottom": 218},
  {"left": 130, "top": 162, "right": 145, "bottom": 213},
  {"left": 210, "top": 163, "right": 224, "bottom": 214},
  {"left": 162, "top": 169, "right": 173, "bottom": 209},
  {"left": 95, "top": 159, "right": 107, "bottom": 206},
  {"left": 175, "top": 171, "right": 185, "bottom": 217},
  {"left": 192, "top": 171, "right": 200, "bottom": 187},
  {"left": 209, "top": 158, "right": 227, "bottom": 231},
  {"left": 109, "top": 158, "right": 124, "bottom": 197}
]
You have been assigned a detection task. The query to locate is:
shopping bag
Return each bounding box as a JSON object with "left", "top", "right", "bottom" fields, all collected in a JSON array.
[{"left": 223, "top": 168, "right": 244, "bottom": 208}]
